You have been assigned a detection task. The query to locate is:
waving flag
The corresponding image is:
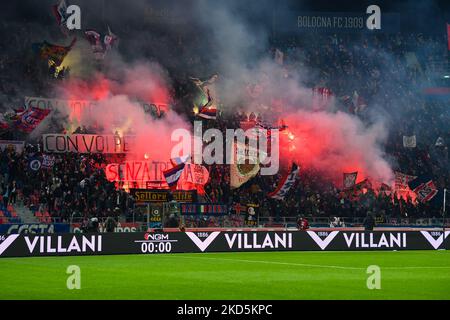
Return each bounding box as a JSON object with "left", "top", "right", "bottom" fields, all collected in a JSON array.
[
  {"left": 85, "top": 29, "right": 102, "bottom": 46},
  {"left": 28, "top": 157, "right": 42, "bottom": 172},
  {"left": 12, "top": 107, "right": 51, "bottom": 133},
  {"left": 395, "top": 171, "right": 417, "bottom": 191},
  {"left": 268, "top": 163, "right": 300, "bottom": 200},
  {"left": 52, "top": 0, "right": 68, "bottom": 24},
  {"left": 380, "top": 183, "right": 393, "bottom": 196},
  {"left": 0, "top": 114, "right": 10, "bottom": 131},
  {"left": 354, "top": 178, "right": 372, "bottom": 191},
  {"left": 352, "top": 91, "right": 367, "bottom": 113},
  {"left": 42, "top": 154, "right": 56, "bottom": 169},
  {"left": 163, "top": 163, "right": 186, "bottom": 191},
  {"left": 230, "top": 141, "right": 260, "bottom": 189},
  {"left": 170, "top": 154, "right": 190, "bottom": 166},
  {"left": 403, "top": 135, "right": 417, "bottom": 148},
  {"left": 177, "top": 163, "right": 209, "bottom": 196},
  {"left": 85, "top": 27, "right": 118, "bottom": 60},
  {"left": 52, "top": 0, "right": 69, "bottom": 35},
  {"left": 408, "top": 176, "right": 439, "bottom": 203},
  {"left": 32, "top": 38, "right": 76, "bottom": 66},
  {"left": 343, "top": 178, "right": 372, "bottom": 201},
  {"left": 197, "top": 88, "right": 217, "bottom": 120},
  {"left": 312, "top": 87, "right": 333, "bottom": 111},
  {"left": 104, "top": 26, "right": 118, "bottom": 49},
  {"left": 84, "top": 29, "right": 104, "bottom": 60},
  {"left": 435, "top": 137, "right": 445, "bottom": 147},
  {"left": 447, "top": 23, "right": 450, "bottom": 51},
  {"left": 198, "top": 106, "right": 217, "bottom": 120},
  {"left": 343, "top": 172, "right": 358, "bottom": 189},
  {"left": 275, "top": 48, "right": 284, "bottom": 65}
]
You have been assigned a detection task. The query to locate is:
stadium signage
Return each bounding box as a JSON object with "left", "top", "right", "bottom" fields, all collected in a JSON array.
[
  {"left": 0, "top": 235, "right": 19, "bottom": 255},
  {"left": 342, "top": 232, "right": 407, "bottom": 249},
  {"left": 0, "top": 231, "right": 448, "bottom": 257},
  {"left": 71, "top": 222, "right": 140, "bottom": 233},
  {"left": 420, "top": 231, "right": 450, "bottom": 249},
  {"left": 130, "top": 189, "right": 197, "bottom": 203},
  {"left": 306, "top": 231, "right": 339, "bottom": 250},
  {"left": 186, "top": 232, "right": 220, "bottom": 252},
  {"left": 145, "top": 233, "right": 169, "bottom": 241},
  {"left": 23, "top": 235, "right": 102, "bottom": 254},
  {"left": 181, "top": 204, "right": 228, "bottom": 216},
  {"left": 224, "top": 233, "right": 292, "bottom": 249},
  {"left": 43, "top": 134, "right": 135, "bottom": 153},
  {"left": 138, "top": 233, "right": 177, "bottom": 253},
  {"left": 274, "top": 11, "right": 400, "bottom": 34}
]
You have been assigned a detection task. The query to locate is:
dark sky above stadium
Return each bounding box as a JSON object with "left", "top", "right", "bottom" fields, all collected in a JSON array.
[{"left": 2, "top": 0, "right": 450, "bottom": 34}]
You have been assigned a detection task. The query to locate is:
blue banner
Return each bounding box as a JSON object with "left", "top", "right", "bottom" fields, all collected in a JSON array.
[
  {"left": 0, "top": 223, "right": 70, "bottom": 234},
  {"left": 180, "top": 204, "right": 228, "bottom": 216}
]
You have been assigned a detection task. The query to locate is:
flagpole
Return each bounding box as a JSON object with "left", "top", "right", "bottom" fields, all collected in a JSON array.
[{"left": 443, "top": 189, "right": 447, "bottom": 250}]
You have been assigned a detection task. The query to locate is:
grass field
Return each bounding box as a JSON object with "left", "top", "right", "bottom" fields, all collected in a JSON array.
[{"left": 1, "top": 250, "right": 449, "bottom": 299}]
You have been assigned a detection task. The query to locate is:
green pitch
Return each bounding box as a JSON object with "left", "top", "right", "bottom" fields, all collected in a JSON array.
[{"left": 1, "top": 250, "right": 449, "bottom": 299}]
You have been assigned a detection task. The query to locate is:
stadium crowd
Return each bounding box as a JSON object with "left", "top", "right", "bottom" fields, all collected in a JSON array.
[{"left": 0, "top": 24, "right": 449, "bottom": 225}]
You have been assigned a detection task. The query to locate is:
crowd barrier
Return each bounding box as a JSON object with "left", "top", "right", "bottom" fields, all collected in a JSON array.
[{"left": 0, "top": 230, "right": 448, "bottom": 258}]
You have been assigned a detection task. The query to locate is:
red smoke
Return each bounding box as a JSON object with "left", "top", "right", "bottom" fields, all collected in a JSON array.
[
  {"left": 56, "top": 63, "right": 173, "bottom": 133},
  {"left": 60, "top": 75, "right": 111, "bottom": 101},
  {"left": 52, "top": 61, "right": 394, "bottom": 191},
  {"left": 278, "top": 110, "right": 394, "bottom": 187},
  {"left": 114, "top": 64, "right": 171, "bottom": 105}
]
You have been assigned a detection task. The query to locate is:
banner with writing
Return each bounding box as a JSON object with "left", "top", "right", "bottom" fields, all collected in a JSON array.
[
  {"left": 43, "top": 134, "right": 136, "bottom": 153},
  {"left": 0, "top": 140, "right": 25, "bottom": 153},
  {"left": 25, "top": 96, "right": 170, "bottom": 119},
  {"left": 130, "top": 189, "right": 197, "bottom": 203}
]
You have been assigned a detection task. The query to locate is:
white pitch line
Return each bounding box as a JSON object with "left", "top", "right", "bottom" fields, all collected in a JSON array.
[
  {"left": 383, "top": 266, "right": 450, "bottom": 270},
  {"left": 161, "top": 255, "right": 450, "bottom": 271},
  {"left": 163, "top": 255, "right": 364, "bottom": 270}
]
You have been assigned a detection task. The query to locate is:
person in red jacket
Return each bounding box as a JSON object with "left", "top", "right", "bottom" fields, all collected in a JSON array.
[{"left": 297, "top": 215, "right": 310, "bottom": 230}]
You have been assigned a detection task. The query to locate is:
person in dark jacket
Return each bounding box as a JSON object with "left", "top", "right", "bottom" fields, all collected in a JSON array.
[
  {"left": 363, "top": 212, "right": 376, "bottom": 231},
  {"left": 86, "top": 217, "right": 99, "bottom": 233},
  {"left": 105, "top": 216, "right": 117, "bottom": 233}
]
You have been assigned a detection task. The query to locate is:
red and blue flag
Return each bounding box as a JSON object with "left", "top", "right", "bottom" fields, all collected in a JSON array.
[
  {"left": 13, "top": 107, "right": 51, "bottom": 133},
  {"left": 163, "top": 163, "right": 186, "bottom": 191}
]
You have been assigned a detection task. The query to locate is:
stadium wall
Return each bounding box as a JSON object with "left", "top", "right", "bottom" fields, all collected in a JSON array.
[{"left": 0, "top": 230, "right": 448, "bottom": 257}]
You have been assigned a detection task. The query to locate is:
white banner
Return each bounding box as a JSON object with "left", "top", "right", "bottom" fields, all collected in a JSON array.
[
  {"left": 0, "top": 140, "right": 25, "bottom": 153},
  {"left": 403, "top": 135, "right": 417, "bottom": 148},
  {"left": 182, "top": 163, "right": 210, "bottom": 185},
  {"left": 105, "top": 161, "right": 173, "bottom": 183},
  {"left": 43, "top": 134, "right": 136, "bottom": 153},
  {"left": 230, "top": 141, "right": 260, "bottom": 189},
  {"left": 25, "top": 96, "right": 170, "bottom": 118},
  {"left": 25, "top": 96, "right": 97, "bottom": 111}
]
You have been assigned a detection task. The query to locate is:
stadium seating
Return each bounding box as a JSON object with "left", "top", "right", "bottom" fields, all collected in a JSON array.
[
  {"left": 0, "top": 204, "right": 22, "bottom": 224},
  {"left": 43, "top": 212, "right": 51, "bottom": 223}
]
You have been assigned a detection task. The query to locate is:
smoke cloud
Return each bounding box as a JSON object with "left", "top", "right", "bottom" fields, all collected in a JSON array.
[{"left": 8, "top": 0, "right": 448, "bottom": 187}]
